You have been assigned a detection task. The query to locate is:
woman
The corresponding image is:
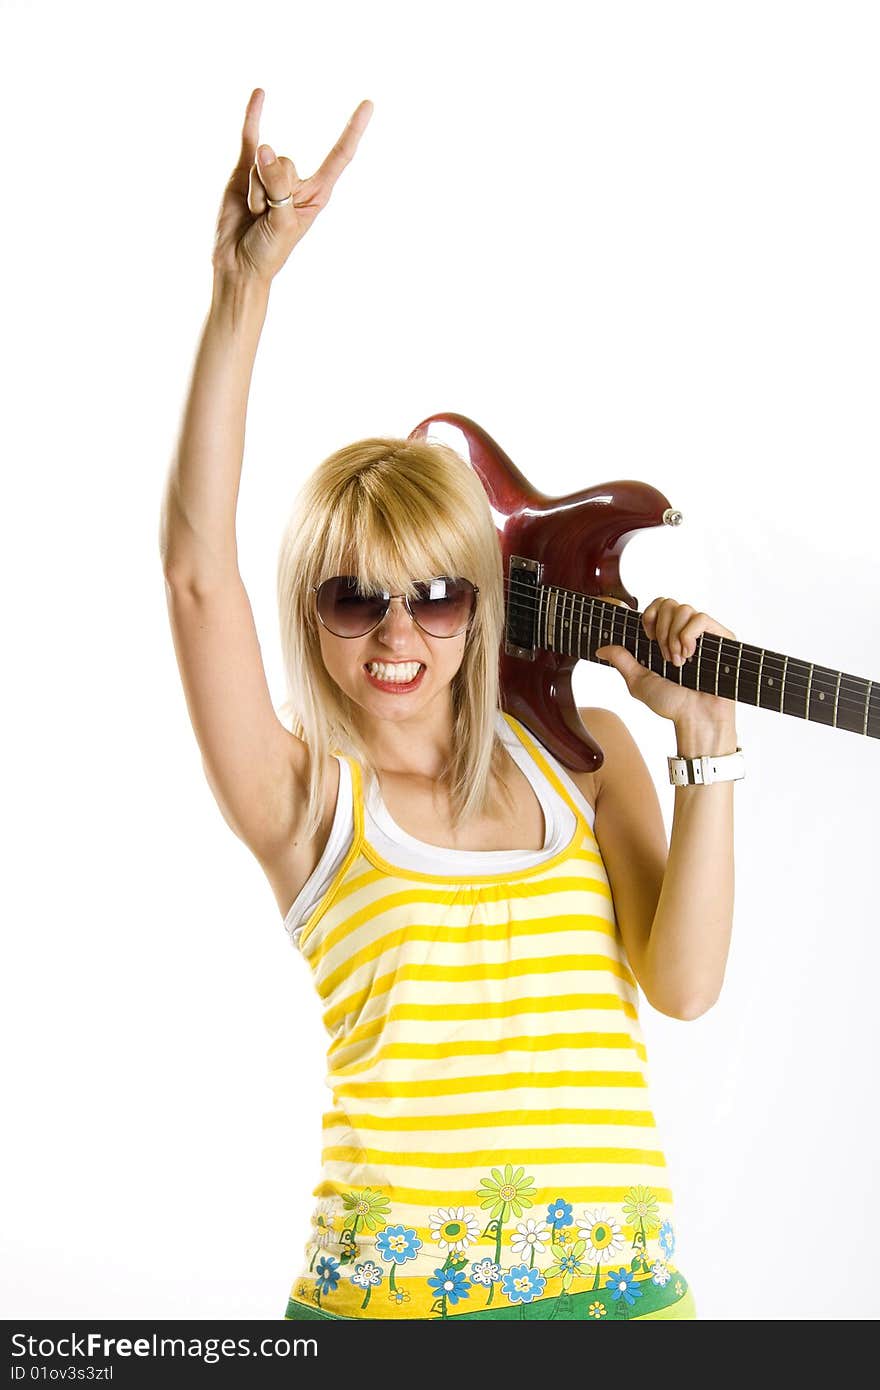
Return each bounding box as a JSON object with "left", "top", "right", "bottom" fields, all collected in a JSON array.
[{"left": 160, "top": 88, "right": 740, "bottom": 1321}]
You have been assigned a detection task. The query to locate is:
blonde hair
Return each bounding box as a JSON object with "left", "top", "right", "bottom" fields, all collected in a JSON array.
[{"left": 276, "top": 436, "right": 512, "bottom": 843}]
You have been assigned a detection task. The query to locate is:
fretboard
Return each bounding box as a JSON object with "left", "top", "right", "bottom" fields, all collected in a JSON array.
[{"left": 516, "top": 582, "right": 880, "bottom": 739}]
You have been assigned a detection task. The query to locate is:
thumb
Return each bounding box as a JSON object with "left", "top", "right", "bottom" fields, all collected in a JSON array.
[{"left": 594, "top": 644, "right": 640, "bottom": 678}]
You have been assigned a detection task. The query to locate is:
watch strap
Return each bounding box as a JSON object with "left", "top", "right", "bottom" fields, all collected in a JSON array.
[{"left": 668, "top": 746, "right": 745, "bottom": 786}]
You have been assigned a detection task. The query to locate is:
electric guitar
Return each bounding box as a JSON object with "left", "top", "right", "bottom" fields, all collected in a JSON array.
[{"left": 408, "top": 412, "right": 879, "bottom": 772}]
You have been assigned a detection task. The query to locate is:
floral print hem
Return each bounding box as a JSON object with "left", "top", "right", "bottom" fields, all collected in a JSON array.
[
  {"left": 286, "top": 1180, "right": 693, "bottom": 1321},
  {"left": 285, "top": 1277, "right": 694, "bottom": 1320}
]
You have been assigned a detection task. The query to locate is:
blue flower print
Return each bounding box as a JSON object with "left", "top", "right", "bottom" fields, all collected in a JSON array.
[
  {"left": 658, "top": 1220, "right": 675, "bottom": 1259},
  {"left": 427, "top": 1267, "right": 472, "bottom": 1306},
  {"left": 605, "top": 1267, "right": 643, "bottom": 1307},
  {"left": 350, "top": 1260, "right": 383, "bottom": 1289},
  {"left": 350, "top": 1259, "right": 383, "bottom": 1310},
  {"left": 376, "top": 1224, "right": 423, "bottom": 1265},
  {"left": 502, "top": 1263, "right": 547, "bottom": 1305},
  {"left": 470, "top": 1258, "right": 502, "bottom": 1287},
  {"left": 547, "top": 1198, "right": 573, "bottom": 1229},
  {"left": 315, "top": 1255, "right": 340, "bottom": 1298}
]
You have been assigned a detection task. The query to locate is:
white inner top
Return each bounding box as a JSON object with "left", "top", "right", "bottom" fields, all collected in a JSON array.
[{"left": 283, "top": 710, "right": 596, "bottom": 946}]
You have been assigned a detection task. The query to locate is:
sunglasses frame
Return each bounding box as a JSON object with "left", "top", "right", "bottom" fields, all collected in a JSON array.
[{"left": 312, "top": 575, "right": 480, "bottom": 639}]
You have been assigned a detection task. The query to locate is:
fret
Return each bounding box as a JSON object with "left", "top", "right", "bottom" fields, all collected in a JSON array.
[
  {"left": 615, "top": 603, "right": 624, "bottom": 654},
  {"left": 534, "top": 583, "right": 878, "bottom": 742},
  {"left": 710, "top": 637, "right": 725, "bottom": 696},
  {"left": 826, "top": 671, "right": 871, "bottom": 736},
  {"left": 597, "top": 602, "right": 613, "bottom": 653},
  {"left": 869, "top": 680, "right": 880, "bottom": 740},
  {"left": 727, "top": 638, "right": 758, "bottom": 705},
  {"left": 648, "top": 621, "right": 663, "bottom": 676},
  {"left": 616, "top": 603, "right": 628, "bottom": 660},
  {"left": 782, "top": 653, "right": 806, "bottom": 720},
  {"left": 708, "top": 632, "right": 721, "bottom": 694},
  {"left": 758, "top": 649, "right": 785, "bottom": 712},
  {"left": 811, "top": 667, "right": 839, "bottom": 733},
  {"left": 808, "top": 665, "right": 840, "bottom": 729},
  {"left": 705, "top": 633, "right": 720, "bottom": 695},
  {"left": 734, "top": 642, "right": 742, "bottom": 702}
]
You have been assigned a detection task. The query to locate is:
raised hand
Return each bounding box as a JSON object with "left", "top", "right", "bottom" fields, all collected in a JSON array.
[{"left": 211, "top": 88, "right": 373, "bottom": 286}]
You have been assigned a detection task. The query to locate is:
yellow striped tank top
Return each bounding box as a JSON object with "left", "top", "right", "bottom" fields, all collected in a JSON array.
[{"left": 284, "top": 712, "right": 695, "bottom": 1320}]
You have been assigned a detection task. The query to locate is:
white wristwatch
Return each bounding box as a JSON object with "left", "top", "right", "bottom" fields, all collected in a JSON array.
[{"left": 667, "top": 747, "right": 745, "bottom": 786}]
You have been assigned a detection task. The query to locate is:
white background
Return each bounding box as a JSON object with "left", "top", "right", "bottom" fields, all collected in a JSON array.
[{"left": 2, "top": 0, "right": 878, "bottom": 1322}]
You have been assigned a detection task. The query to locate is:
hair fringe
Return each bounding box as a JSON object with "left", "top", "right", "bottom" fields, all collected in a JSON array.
[{"left": 275, "top": 436, "right": 514, "bottom": 843}]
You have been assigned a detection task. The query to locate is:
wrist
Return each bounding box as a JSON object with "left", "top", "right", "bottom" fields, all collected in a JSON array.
[
  {"left": 673, "top": 721, "right": 739, "bottom": 757},
  {"left": 210, "top": 270, "right": 272, "bottom": 331}
]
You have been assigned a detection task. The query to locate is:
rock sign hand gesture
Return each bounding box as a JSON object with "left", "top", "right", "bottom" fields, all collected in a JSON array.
[{"left": 212, "top": 87, "right": 373, "bottom": 286}]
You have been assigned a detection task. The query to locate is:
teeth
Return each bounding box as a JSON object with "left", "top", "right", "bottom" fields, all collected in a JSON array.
[{"left": 367, "top": 661, "right": 422, "bottom": 683}]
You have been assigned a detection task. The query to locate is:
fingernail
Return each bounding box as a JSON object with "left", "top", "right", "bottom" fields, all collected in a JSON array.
[{"left": 259, "top": 144, "right": 274, "bottom": 165}]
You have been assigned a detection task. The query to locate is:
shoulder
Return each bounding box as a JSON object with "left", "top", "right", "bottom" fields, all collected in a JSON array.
[
  {"left": 565, "top": 706, "right": 632, "bottom": 807},
  {"left": 571, "top": 704, "right": 667, "bottom": 871}
]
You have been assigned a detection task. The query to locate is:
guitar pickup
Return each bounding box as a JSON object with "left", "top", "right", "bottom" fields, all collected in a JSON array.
[{"left": 505, "top": 556, "right": 542, "bottom": 659}]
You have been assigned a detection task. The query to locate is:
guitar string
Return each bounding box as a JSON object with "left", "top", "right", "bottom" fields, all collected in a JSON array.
[
  {"left": 502, "top": 580, "right": 875, "bottom": 716},
  {"left": 502, "top": 576, "right": 873, "bottom": 706},
  {"left": 501, "top": 576, "right": 877, "bottom": 715}
]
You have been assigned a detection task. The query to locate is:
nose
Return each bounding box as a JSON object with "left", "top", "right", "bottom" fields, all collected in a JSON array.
[{"left": 375, "top": 595, "right": 416, "bottom": 641}]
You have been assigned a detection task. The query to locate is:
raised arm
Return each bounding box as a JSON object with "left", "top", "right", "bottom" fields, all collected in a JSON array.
[{"left": 159, "top": 87, "right": 372, "bottom": 865}]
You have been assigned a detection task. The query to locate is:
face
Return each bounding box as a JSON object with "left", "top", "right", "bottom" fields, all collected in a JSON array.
[{"left": 314, "top": 573, "right": 471, "bottom": 725}]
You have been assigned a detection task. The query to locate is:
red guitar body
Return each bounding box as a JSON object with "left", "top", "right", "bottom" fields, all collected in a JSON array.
[{"left": 408, "top": 412, "right": 679, "bottom": 774}]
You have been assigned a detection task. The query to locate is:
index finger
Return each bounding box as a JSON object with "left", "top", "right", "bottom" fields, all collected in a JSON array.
[
  {"left": 311, "top": 99, "right": 374, "bottom": 193},
  {"left": 236, "top": 87, "right": 264, "bottom": 171}
]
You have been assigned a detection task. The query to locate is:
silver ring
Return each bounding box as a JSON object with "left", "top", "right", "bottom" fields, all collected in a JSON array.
[{"left": 266, "top": 192, "right": 293, "bottom": 208}]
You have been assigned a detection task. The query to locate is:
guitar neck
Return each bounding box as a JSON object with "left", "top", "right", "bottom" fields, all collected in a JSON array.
[{"left": 532, "top": 585, "right": 880, "bottom": 739}]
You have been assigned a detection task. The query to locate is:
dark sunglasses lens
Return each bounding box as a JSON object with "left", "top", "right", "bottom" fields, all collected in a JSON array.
[
  {"left": 411, "top": 578, "right": 476, "bottom": 636},
  {"left": 316, "top": 577, "right": 386, "bottom": 636}
]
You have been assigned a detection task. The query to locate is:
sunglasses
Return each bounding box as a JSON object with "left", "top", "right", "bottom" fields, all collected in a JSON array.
[{"left": 313, "top": 575, "right": 479, "bottom": 639}]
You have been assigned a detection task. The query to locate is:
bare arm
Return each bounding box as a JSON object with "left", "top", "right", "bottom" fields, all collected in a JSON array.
[
  {"left": 643, "top": 717, "right": 736, "bottom": 1019},
  {"left": 160, "top": 274, "right": 269, "bottom": 588},
  {"left": 160, "top": 273, "right": 308, "bottom": 858},
  {"left": 585, "top": 707, "right": 735, "bottom": 1021},
  {"left": 159, "top": 89, "right": 372, "bottom": 859},
  {"left": 592, "top": 594, "right": 739, "bottom": 1019}
]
